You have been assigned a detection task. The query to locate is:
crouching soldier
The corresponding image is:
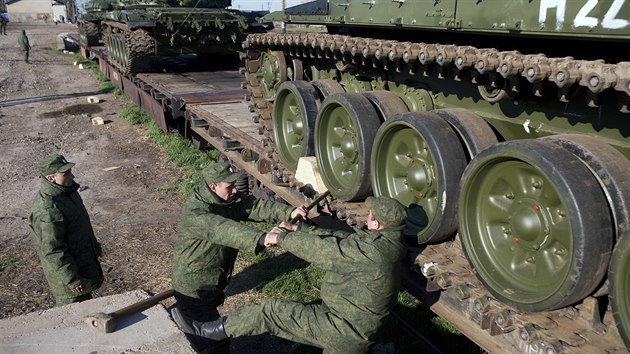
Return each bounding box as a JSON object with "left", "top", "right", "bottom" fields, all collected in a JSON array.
[
  {"left": 171, "top": 162, "right": 307, "bottom": 352},
  {"left": 173, "top": 196, "right": 408, "bottom": 354}
]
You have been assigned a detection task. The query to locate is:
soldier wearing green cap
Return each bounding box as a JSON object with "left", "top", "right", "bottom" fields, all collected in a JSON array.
[
  {"left": 171, "top": 162, "right": 308, "bottom": 352},
  {"left": 172, "top": 195, "right": 408, "bottom": 354},
  {"left": 29, "top": 154, "right": 103, "bottom": 306}
]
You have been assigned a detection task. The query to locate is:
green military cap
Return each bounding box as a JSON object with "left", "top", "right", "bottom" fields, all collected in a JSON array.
[
  {"left": 365, "top": 196, "right": 407, "bottom": 228},
  {"left": 203, "top": 162, "right": 242, "bottom": 184},
  {"left": 38, "top": 154, "right": 75, "bottom": 176}
]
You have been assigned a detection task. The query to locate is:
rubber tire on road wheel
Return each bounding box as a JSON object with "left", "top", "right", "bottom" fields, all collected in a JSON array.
[
  {"left": 311, "top": 79, "right": 345, "bottom": 101},
  {"left": 542, "top": 134, "right": 630, "bottom": 240},
  {"left": 371, "top": 111, "right": 467, "bottom": 243},
  {"left": 362, "top": 90, "right": 409, "bottom": 122},
  {"left": 610, "top": 232, "right": 630, "bottom": 349},
  {"left": 272, "top": 80, "right": 321, "bottom": 171},
  {"left": 433, "top": 108, "right": 498, "bottom": 161},
  {"left": 459, "top": 139, "right": 613, "bottom": 311},
  {"left": 315, "top": 93, "right": 381, "bottom": 201}
]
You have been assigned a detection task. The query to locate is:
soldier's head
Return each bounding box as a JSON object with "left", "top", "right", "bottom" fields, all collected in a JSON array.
[
  {"left": 365, "top": 196, "right": 407, "bottom": 230},
  {"left": 203, "top": 162, "right": 242, "bottom": 202},
  {"left": 38, "top": 154, "right": 75, "bottom": 187}
]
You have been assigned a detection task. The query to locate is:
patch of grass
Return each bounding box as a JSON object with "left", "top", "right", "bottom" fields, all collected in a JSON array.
[
  {"left": 146, "top": 121, "right": 219, "bottom": 198},
  {"left": 120, "top": 105, "right": 152, "bottom": 125},
  {"left": 258, "top": 263, "right": 324, "bottom": 303},
  {"left": 0, "top": 256, "right": 16, "bottom": 273}
]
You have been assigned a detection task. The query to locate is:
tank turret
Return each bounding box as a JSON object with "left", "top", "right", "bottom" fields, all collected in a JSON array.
[{"left": 98, "top": 0, "right": 265, "bottom": 74}]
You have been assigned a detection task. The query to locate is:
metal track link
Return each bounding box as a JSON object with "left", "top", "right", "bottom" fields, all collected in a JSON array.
[{"left": 244, "top": 32, "right": 630, "bottom": 113}]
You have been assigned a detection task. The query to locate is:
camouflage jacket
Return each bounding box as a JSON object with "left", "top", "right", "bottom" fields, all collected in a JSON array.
[
  {"left": 18, "top": 33, "right": 30, "bottom": 51},
  {"left": 29, "top": 179, "right": 103, "bottom": 305},
  {"left": 172, "top": 183, "right": 294, "bottom": 299},
  {"left": 277, "top": 225, "right": 407, "bottom": 338}
]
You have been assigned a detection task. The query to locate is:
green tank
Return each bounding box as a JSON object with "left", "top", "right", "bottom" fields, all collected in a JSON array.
[
  {"left": 100, "top": 0, "right": 264, "bottom": 74},
  {"left": 242, "top": 0, "right": 630, "bottom": 350},
  {"left": 77, "top": 0, "right": 116, "bottom": 48}
]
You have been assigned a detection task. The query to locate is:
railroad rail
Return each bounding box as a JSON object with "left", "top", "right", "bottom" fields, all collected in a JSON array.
[{"left": 83, "top": 47, "right": 628, "bottom": 354}]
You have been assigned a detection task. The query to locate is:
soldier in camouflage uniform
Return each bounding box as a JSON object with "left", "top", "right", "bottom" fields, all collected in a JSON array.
[
  {"left": 29, "top": 154, "right": 103, "bottom": 306},
  {"left": 170, "top": 162, "right": 307, "bottom": 351},
  {"left": 18, "top": 29, "right": 31, "bottom": 63},
  {"left": 173, "top": 196, "right": 408, "bottom": 354}
]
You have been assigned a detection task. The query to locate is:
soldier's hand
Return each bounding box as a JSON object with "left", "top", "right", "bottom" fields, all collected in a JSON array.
[
  {"left": 264, "top": 227, "right": 285, "bottom": 247},
  {"left": 290, "top": 206, "right": 308, "bottom": 221},
  {"left": 278, "top": 221, "right": 297, "bottom": 231}
]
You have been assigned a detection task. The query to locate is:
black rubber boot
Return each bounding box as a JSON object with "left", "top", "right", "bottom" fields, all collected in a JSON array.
[
  {"left": 198, "top": 317, "right": 228, "bottom": 341},
  {"left": 172, "top": 307, "right": 228, "bottom": 341}
]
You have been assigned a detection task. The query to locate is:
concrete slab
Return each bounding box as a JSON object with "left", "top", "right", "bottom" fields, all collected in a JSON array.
[{"left": 0, "top": 290, "right": 195, "bottom": 354}]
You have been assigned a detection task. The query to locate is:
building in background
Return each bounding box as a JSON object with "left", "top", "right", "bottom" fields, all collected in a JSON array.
[{"left": 4, "top": 0, "right": 76, "bottom": 23}]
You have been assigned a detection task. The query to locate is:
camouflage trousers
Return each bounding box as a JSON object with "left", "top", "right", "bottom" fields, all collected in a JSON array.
[
  {"left": 22, "top": 49, "right": 29, "bottom": 63},
  {"left": 224, "top": 298, "right": 370, "bottom": 354}
]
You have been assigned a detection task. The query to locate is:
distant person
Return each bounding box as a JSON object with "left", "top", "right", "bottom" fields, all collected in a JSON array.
[
  {"left": 18, "top": 29, "right": 31, "bottom": 63},
  {"left": 44, "top": 14, "right": 48, "bottom": 24},
  {"left": 173, "top": 196, "right": 408, "bottom": 354},
  {"left": 60, "top": 15, "right": 64, "bottom": 23},
  {"left": 170, "top": 162, "right": 308, "bottom": 352},
  {"left": 0, "top": 15, "right": 6, "bottom": 35},
  {"left": 29, "top": 154, "right": 104, "bottom": 306}
]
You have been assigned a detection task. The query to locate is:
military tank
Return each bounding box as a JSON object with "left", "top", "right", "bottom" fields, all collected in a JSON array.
[
  {"left": 100, "top": 0, "right": 265, "bottom": 75},
  {"left": 242, "top": 0, "right": 630, "bottom": 351},
  {"left": 77, "top": 0, "right": 115, "bottom": 48}
]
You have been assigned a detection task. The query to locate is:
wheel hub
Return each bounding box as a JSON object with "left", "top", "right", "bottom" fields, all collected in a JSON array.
[{"left": 406, "top": 159, "right": 432, "bottom": 194}]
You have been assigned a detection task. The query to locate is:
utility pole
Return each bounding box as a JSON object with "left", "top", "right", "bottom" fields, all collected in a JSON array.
[{"left": 281, "top": 0, "right": 285, "bottom": 33}]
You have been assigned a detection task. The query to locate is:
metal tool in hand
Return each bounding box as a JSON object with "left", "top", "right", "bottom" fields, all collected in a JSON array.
[
  {"left": 84, "top": 288, "right": 175, "bottom": 333},
  {"left": 288, "top": 190, "right": 330, "bottom": 224}
]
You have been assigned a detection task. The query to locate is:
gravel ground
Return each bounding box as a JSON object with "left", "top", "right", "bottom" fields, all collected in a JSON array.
[{"left": 0, "top": 22, "right": 297, "bottom": 353}]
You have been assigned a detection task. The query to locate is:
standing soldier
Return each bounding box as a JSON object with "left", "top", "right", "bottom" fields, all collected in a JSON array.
[
  {"left": 0, "top": 15, "right": 7, "bottom": 35},
  {"left": 18, "top": 29, "right": 31, "bottom": 63},
  {"left": 173, "top": 196, "right": 408, "bottom": 354},
  {"left": 170, "top": 162, "right": 307, "bottom": 352},
  {"left": 29, "top": 154, "right": 104, "bottom": 306}
]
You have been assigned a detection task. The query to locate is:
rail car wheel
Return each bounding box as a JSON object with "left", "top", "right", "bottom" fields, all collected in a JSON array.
[
  {"left": 257, "top": 50, "right": 287, "bottom": 101},
  {"left": 311, "top": 79, "right": 345, "bottom": 100},
  {"left": 459, "top": 140, "right": 612, "bottom": 312},
  {"left": 315, "top": 93, "right": 381, "bottom": 201},
  {"left": 433, "top": 108, "right": 498, "bottom": 160},
  {"left": 362, "top": 91, "right": 409, "bottom": 121},
  {"left": 371, "top": 112, "right": 467, "bottom": 243},
  {"left": 541, "top": 134, "right": 630, "bottom": 239},
  {"left": 610, "top": 232, "right": 630, "bottom": 349},
  {"left": 272, "top": 81, "right": 321, "bottom": 171}
]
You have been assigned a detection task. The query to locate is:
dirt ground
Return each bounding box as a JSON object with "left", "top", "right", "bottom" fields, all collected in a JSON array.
[{"left": 0, "top": 22, "right": 295, "bottom": 353}]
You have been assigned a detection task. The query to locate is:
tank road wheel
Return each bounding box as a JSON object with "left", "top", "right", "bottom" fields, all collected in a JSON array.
[
  {"left": 541, "top": 134, "right": 630, "bottom": 239},
  {"left": 610, "top": 233, "right": 630, "bottom": 349},
  {"left": 371, "top": 112, "right": 467, "bottom": 243},
  {"left": 272, "top": 81, "right": 321, "bottom": 171},
  {"left": 311, "top": 79, "right": 345, "bottom": 100},
  {"left": 315, "top": 93, "right": 381, "bottom": 201},
  {"left": 433, "top": 108, "right": 498, "bottom": 160},
  {"left": 362, "top": 90, "right": 409, "bottom": 121},
  {"left": 257, "top": 50, "right": 287, "bottom": 101},
  {"left": 459, "top": 140, "right": 613, "bottom": 311}
]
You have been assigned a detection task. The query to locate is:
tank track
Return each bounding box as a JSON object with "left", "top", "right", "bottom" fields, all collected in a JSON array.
[
  {"left": 103, "top": 21, "right": 155, "bottom": 75},
  {"left": 77, "top": 20, "right": 100, "bottom": 48},
  {"left": 241, "top": 32, "right": 630, "bottom": 352}
]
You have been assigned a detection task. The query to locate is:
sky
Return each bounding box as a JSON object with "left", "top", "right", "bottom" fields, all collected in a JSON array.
[{"left": 229, "top": 0, "right": 308, "bottom": 12}]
